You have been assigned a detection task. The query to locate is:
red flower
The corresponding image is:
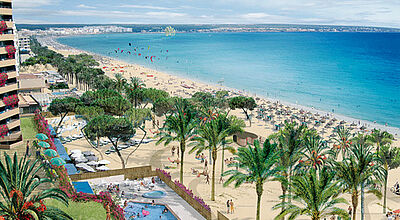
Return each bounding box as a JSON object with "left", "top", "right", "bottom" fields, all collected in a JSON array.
[{"left": 0, "top": 21, "right": 7, "bottom": 34}]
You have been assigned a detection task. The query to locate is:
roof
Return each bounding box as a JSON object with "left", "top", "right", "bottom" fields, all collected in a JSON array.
[
  {"left": 18, "top": 73, "right": 41, "bottom": 80},
  {"left": 18, "top": 94, "right": 39, "bottom": 107}
]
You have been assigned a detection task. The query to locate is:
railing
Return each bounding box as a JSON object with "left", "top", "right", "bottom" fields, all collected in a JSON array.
[
  {"left": 6, "top": 119, "right": 19, "bottom": 130},
  {"left": 0, "top": 107, "right": 18, "bottom": 121},
  {"left": 0, "top": 58, "right": 15, "bottom": 67},
  {"left": 0, "top": 82, "right": 17, "bottom": 93},
  {"left": 0, "top": 130, "right": 21, "bottom": 141},
  {"left": 0, "top": 8, "right": 12, "bottom": 16}
]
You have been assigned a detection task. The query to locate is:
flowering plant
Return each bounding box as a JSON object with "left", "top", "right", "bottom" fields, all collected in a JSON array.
[
  {"left": 0, "top": 72, "right": 7, "bottom": 87},
  {"left": 174, "top": 179, "right": 211, "bottom": 211},
  {"left": 5, "top": 45, "right": 16, "bottom": 59},
  {"left": 0, "top": 124, "right": 8, "bottom": 138},
  {"left": 0, "top": 21, "right": 6, "bottom": 35},
  {"left": 156, "top": 168, "right": 171, "bottom": 179},
  {"left": 3, "top": 94, "right": 18, "bottom": 108},
  {"left": 33, "top": 110, "right": 125, "bottom": 220}
]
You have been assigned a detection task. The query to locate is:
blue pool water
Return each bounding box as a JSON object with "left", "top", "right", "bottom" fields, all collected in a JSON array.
[
  {"left": 143, "top": 190, "right": 166, "bottom": 199},
  {"left": 58, "top": 32, "right": 400, "bottom": 128},
  {"left": 124, "top": 202, "right": 177, "bottom": 220}
]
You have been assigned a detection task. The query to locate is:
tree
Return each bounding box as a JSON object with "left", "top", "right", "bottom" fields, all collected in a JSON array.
[
  {"left": 368, "top": 129, "right": 394, "bottom": 152},
  {"left": 376, "top": 145, "right": 400, "bottom": 213},
  {"left": 228, "top": 96, "right": 256, "bottom": 126},
  {"left": 223, "top": 139, "right": 280, "bottom": 220},
  {"left": 126, "top": 77, "right": 146, "bottom": 109},
  {"left": 48, "top": 97, "right": 81, "bottom": 133},
  {"left": 0, "top": 152, "right": 72, "bottom": 219},
  {"left": 190, "top": 111, "right": 234, "bottom": 201},
  {"left": 298, "top": 134, "right": 331, "bottom": 170},
  {"left": 156, "top": 99, "right": 199, "bottom": 183},
  {"left": 85, "top": 115, "right": 135, "bottom": 169},
  {"left": 152, "top": 97, "right": 176, "bottom": 117},
  {"left": 270, "top": 121, "right": 306, "bottom": 211},
  {"left": 95, "top": 96, "right": 131, "bottom": 116},
  {"left": 334, "top": 143, "right": 384, "bottom": 220},
  {"left": 113, "top": 73, "right": 127, "bottom": 93},
  {"left": 273, "top": 167, "right": 348, "bottom": 220},
  {"left": 332, "top": 126, "right": 353, "bottom": 158}
]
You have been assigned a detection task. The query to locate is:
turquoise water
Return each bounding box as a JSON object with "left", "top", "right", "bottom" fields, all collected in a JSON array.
[
  {"left": 58, "top": 32, "right": 400, "bottom": 128},
  {"left": 124, "top": 202, "right": 177, "bottom": 220}
]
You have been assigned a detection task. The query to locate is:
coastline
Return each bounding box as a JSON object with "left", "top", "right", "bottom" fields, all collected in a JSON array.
[{"left": 38, "top": 35, "right": 400, "bottom": 137}]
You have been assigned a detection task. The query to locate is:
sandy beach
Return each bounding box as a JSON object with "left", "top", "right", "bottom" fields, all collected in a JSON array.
[{"left": 22, "top": 36, "right": 400, "bottom": 220}]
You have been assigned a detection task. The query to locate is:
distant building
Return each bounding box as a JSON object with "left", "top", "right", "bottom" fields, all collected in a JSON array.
[
  {"left": 0, "top": 0, "right": 23, "bottom": 149},
  {"left": 18, "top": 94, "right": 40, "bottom": 115},
  {"left": 17, "top": 35, "right": 30, "bottom": 53},
  {"left": 18, "top": 73, "right": 46, "bottom": 94}
]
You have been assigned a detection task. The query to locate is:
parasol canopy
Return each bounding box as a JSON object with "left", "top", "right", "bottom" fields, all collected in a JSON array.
[
  {"left": 44, "top": 149, "right": 58, "bottom": 157},
  {"left": 36, "top": 133, "right": 49, "bottom": 140},
  {"left": 38, "top": 141, "right": 51, "bottom": 149},
  {"left": 50, "top": 157, "right": 66, "bottom": 166}
]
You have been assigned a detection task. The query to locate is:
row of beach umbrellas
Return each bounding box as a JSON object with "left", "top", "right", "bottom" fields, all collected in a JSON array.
[{"left": 36, "top": 133, "right": 66, "bottom": 166}]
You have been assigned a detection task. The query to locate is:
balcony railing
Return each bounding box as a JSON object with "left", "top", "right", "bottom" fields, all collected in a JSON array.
[
  {"left": 0, "top": 82, "right": 17, "bottom": 94},
  {"left": 0, "top": 8, "right": 12, "bottom": 16},
  {"left": 0, "top": 130, "right": 21, "bottom": 141},
  {"left": 0, "top": 34, "right": 13, "bottom": 41},
  {"left": 0, "top": 106, "right": 18, "bottom": 121},
  {"left": 0, "top": 1, "right": 12, "bottom": 3},
  {"left": 0, "top": 58, "right": 15, "bottom": 68},
  {"left": 6, "top": 119, "right": 19, "bottom": 130}
]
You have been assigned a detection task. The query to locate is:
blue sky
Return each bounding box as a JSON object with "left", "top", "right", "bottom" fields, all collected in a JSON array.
[{"left": 13, "top": 0, "right": 400, "bottom": 28}]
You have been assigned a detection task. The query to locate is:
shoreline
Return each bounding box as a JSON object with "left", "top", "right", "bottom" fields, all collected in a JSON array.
[{"left": 38, "top": 35, "right": 400, "bottom": 137}]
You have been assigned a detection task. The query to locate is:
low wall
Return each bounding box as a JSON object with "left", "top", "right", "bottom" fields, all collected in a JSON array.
[
  {"left": 69, "top": 166, "right": 156, "bottom": 181},
  {"left": 233, "top": 131, "right": 258, "bottom": 146},
  {"left": 156, "top": 170, "right": 212, "bottom": 220},
  {"left": 217, "top": 211, "right": 230, "bottom": 220}
]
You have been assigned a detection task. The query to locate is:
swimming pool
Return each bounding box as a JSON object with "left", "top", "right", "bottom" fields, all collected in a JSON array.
[
  {"left": 124, "top": 202, "right": 177, "bottom": 220},
  {"left": 142, "top": 190, "right": 166, "bottom": 199}
]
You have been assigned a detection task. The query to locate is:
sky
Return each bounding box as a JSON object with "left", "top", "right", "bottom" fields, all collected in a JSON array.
[{"left": 12, "top": 0, "right": 400, "bottom": 28}]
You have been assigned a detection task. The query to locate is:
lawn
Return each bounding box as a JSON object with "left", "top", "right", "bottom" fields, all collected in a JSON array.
[
  {"left": 45, "top": 199, "right": 107, "bottom": 220},
  {"left": 20, "top": 117, "right": 37, "bottom": 140}
]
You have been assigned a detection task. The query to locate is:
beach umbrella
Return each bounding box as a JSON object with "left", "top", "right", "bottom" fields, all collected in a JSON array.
[
  {"left": 38, "top": 141, "right": 51, "bottom": 149},
  {"left": 393, "top": 209, "right": 400, "bottom": 214},
  {"left": 36, "top": 133, "right": 49, "bottom": 140},
  {"left": 82, "top": 151, "right": 94, "bottom": 156},
  {"left": 50, "top": 158, "right": 66, "bottom": 167},
  {"left": 70, "top": 149, "right": 81, "bottom": 154},
  {"left": 98, "top": 160, "right": 111, "bottom": 165},
  {"left": 86, "top": 161, "right": 99, "bottom": 166},
  {"left": 75, "top": 157, "right": 88, "bottom": 163},
  {"left": 44, "top": 149, "right": 58, "bottom": 157},
  {"left": 76, "top": 163, "right": 95, "bottom": 172},
  {"left": 96, "top": 166, "right": 110, "bottom": 171},
  {"left": 86, "top": 156, "right": 98, "bottom": 162}
]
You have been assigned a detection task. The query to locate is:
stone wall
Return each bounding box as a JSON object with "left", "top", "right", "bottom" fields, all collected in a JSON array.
[
  {"left": 156, "top": 170, "right": 212, "bottom": 220},
  {"left": 69, "top": 166, "right": 156, "bottom": 181},
  {"left": 217, "top": 211, "right": 230, "bottom": 220}
]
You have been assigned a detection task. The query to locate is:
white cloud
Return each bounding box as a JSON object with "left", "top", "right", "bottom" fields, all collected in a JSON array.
[
  {"left": 118, "top": 5, "right": 175, "bottom": 10},
  {"left": 146, "top": 11, "right": 186, "bottom": 17},
  {"left": 13, "top": 0, "right": 57, "bottom": 8},
  {"left": 77, "top": 4, "right": 96, "bottom": 9},
  {"left": 241, "top": 13, "right": 272, "bottom": 19}
]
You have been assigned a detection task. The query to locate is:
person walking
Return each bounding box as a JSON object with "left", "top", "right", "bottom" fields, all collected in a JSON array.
[
  {"left": 230, "top": 200, "right": 234, "bottom": 214},
  {"left": 226, "top": 200, "right": 230, "bottom": 214},
  {"left": 171, "top": 146, "right": 175, "bottom": 156},
  {"left": 25, "top": 140, "right": 30, "bottom": 157},
  {"left": 348, "top": 206, "right": 352, "bottom": 218}
]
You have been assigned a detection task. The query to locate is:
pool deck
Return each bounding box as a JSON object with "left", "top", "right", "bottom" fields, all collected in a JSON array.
[{"left": 128, "top": 183, "right": 205, "bottom": 220}]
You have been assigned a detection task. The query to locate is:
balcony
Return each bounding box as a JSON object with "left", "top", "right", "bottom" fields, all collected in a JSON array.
[
  {"left": 0, "top": 8, "right": 12, "bottom": 16},
  {"left": 7, "top": 119, "right": 20, "bottom": 130},
  {"left": 0, "top": 130, "right": 21, "bottom": 142},
  {"left": 5, "top": 71, "right": 16, "bottom": 79},
  {"left": 0, "top": 107, "right": 19, "bottom": 121},
  {"left": 0, "top": 82, "right": 17, "bottom": 93},
  {"left": 0, "top": 34, "right": 14, "bottom": 41},
  {"left": 0, "top": 58, "right": 15, "bottom": 68},
  {"left": 0, "top": 0, "right": 12, "bottom": 3},
  {"left": 0, "top": 46, "right": 6, "bottom": 54}
]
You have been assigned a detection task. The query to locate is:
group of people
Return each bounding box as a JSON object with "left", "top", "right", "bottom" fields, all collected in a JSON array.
[
  {"left": 226, "top": 199, "right": 235, "bottom": 214},
  {"left": 386, "top": 211, "right": 400, "bottom": 220},
  {"left": 393, "top": 181, "right": 400, "bottom": 195},
  {"left": 107, "top": 183, "right": 120, "bottom": 194}
]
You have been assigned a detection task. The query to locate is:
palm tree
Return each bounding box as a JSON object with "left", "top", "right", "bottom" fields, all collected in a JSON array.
[
  {"left": 220, "top": 114, "right": 245, "bottom": 176},
  {"left": 368, "top": 129, "right": 394, "bottom": 152},
  {"left": 377, "top": 144, "right": 400, "bottom": 213},
  {"left": 223, "top": 139, "right": 280, "bottom": 220},
  {"left": 156, "top": 99, "right": 199, "bottom": 184},
  {"left": 332, "top": 126, "right": 353, "bottom": 158},
  {"left": 298, "top": 134, "right": 331, "bottom": 170},
  {"left": 128, "top": 77, "right": 146, "bottom": 109},
  {"left": 113, "top": 73, "right": 127, "bottom": 94},
  {"left": 334, "top": 143, "right": 384, "bottom": 220},
  {"left": 270, "top": 122, "right": 306, "bottom": 209},
  {"left": 0, "top": 153, "right": 72, "bottom": 219},
  {"left": 190, "top": 111, "right": 233, "bottom": 201},
  {"left": 273, "top": 167, "right": 348, "bottom": 220}
]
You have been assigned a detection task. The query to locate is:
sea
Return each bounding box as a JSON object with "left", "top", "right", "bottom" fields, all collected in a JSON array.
[{"left": 57, "top": 32, "right": 400, "bottom": 128}]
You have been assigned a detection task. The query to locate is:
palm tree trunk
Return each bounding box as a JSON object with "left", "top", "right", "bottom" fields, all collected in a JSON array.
[
  {"left": 281, "top": 183, "right": 287, "bottom": 218},
  {"left": 179, "top": 140, "right": 185, "bottom": 183},
  {"left": 221, "top": 142, "right": 225, "bottom": 176},
  {"left": 383, "top": 169, "right": 388, "bottom": 213},
  {"left": 211, "top": 147, "right": 217, "bottom": 201},
  {"left": 256, "top": 182, "right": 263, "bottom": 220},
  {"left": 352, "top": 190, "right": 358, "bottom": 220},
  {"left": 361, "top": 182, "right": 365, "bottom": 220}
]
